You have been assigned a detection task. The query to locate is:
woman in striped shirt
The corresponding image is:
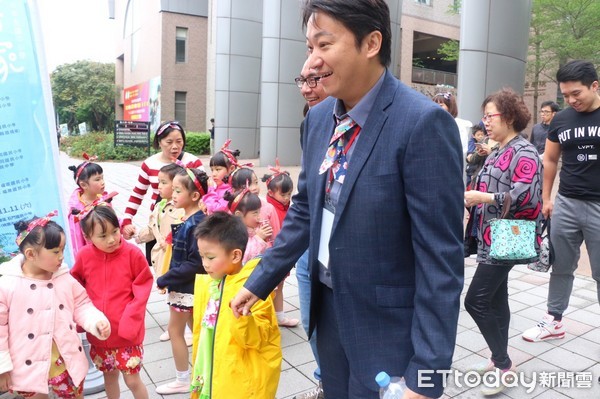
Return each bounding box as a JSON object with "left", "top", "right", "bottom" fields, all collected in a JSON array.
[{"left": 122, "top": 121, "right": 202, "bottom": 263}]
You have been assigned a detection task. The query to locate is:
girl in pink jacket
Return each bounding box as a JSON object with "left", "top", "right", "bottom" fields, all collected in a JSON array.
[
  {"left": 0, "top": 212, "right": 110, "bottom": 398},
  {"left": 224, "top": 189, "right": 272, "bottom": 264},
  {"left": 67, "top": 154, "right": 111, "bottom": 257},
  {"left": 202, "top": 139, "right": 243, "bottom": 214},
  {"left": 231, "top": 167, "right": 298, "bottom": 327}
]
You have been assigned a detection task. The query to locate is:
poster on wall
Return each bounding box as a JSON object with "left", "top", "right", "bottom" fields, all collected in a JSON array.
[
  {"left": 123, "top": 76, "right": 161, "bottom": 134},
  {"left": 148, "top": 76, "right": 161, "bottom": 134},
  {"left": 0, "top": 0, "right": 72, "bottom": 262}
]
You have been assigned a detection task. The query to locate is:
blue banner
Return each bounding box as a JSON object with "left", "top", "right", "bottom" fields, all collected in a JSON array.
[{"left": 0, "top": 0, "right": 72, "bottom": 262}]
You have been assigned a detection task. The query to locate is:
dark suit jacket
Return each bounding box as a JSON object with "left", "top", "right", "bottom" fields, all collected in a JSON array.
[{"left": 245, "top": 70, "right": 464, "bottom": 398}]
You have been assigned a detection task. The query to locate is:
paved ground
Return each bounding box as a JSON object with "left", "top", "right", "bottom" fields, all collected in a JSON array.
[{"left": 3, "top": 151, "right": 599, "bottom": 398}]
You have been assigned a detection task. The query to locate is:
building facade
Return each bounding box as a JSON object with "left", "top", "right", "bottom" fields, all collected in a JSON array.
[
  {"left": 112, "top": 0, "right": 209, "bottom": 135},
  {"left": 112, "top": 0, "right": 549, "bottom": 163}
]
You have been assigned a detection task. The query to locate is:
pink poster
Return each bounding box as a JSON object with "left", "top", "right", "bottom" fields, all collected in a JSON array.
[{"left": 124, "top": 81, "right": 150, "bottom": 121}]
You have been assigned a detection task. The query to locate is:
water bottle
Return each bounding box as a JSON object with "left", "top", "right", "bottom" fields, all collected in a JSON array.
[{"left": 376, "top": 371, "right": 406, "bottom": 399}]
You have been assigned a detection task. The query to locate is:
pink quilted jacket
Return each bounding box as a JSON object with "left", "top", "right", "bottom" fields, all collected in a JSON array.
[{"left": 0, "top": 255, "right": 108, "bottom": 394}]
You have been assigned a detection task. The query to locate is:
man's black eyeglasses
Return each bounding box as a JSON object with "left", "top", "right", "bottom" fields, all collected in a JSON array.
[{"left": 295, "top": 76, "right": 320, "bottom": 88}]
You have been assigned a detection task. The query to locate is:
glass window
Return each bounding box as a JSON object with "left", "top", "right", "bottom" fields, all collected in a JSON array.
[
  {"left": 176, "top": 27, "right": 188, "bottom": 63},
  {"left": 415, "top": 0, "right": 432, "bottom": 5},
  {"left": 124, "top": 0, "right": 142, "bottom": 71},
  {"left": 175, "top": 91, "right": 187, "bottom": 126}
]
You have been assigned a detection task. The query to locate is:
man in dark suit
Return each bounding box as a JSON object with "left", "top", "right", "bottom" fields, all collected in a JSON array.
[{"left": 231, "top": 1, "right": 464, "bottom": 397}]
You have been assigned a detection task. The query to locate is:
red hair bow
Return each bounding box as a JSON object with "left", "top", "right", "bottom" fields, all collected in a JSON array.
[
  {"left": 15, "top": 210, "right": 58, "bottom": 246},
  {"left": 74, "top": 192, "right": 118, "bottom": 223},
  {"left": 265, "top": 158, "right": 288, "bottom": 187},
  {"left": 75, "top": 153, "right": 99, "bottom": 181}
]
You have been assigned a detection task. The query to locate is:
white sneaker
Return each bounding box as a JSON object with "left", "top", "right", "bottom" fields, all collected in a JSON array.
[
  {"left": 160, "top": 329, "right": 192, "bottom": 345},
  {"left": 522, "top": 313, "right": 565, "bottom": 342},
  {"left": 159, "top": 330, "right": 170, "bottom": 341}
]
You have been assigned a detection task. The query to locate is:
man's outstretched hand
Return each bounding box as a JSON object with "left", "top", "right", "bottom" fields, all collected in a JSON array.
[{"left": 230, "top": 287, "right": 260, "bottom": 318}]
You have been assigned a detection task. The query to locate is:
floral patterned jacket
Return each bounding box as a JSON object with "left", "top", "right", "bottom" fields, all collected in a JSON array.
[{"left": 473, "top": 135, "right": 543, "bottom": 264}]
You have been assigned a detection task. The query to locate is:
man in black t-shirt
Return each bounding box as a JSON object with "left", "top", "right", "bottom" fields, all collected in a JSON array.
[{"left": 523, "top": 60, "right": 600, "bottom": 343}]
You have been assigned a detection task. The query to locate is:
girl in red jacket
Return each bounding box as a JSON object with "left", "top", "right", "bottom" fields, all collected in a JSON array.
[
  {"left": 261, "top": 165, "right": 299, "bottom": 328},
  {"left": 262, "top": 160, "right": 294, "bottom": 225},
  {"left": 72, "top": 203, "right": 153, "bottom": 399}
]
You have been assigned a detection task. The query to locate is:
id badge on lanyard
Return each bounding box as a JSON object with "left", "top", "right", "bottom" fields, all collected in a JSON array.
[{"left": 317, "top": 207, "right": 334, "bottom": 269}]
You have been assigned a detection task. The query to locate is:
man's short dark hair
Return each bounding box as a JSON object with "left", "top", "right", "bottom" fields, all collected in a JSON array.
[
  {"left": 194, "top": 211, "right": 248, "bottom": 255},
  {"left": 556, "top": 60, "right": 598, "bottom": 87},
  {"left": 540, "top": 100, "right": 560, "bottom": 113},
  {"left": 302, "top": 0, "right": 392, "bottom": 67}
]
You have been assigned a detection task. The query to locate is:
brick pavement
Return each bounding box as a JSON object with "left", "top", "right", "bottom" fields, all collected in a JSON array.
[{"left": 2, "top": 152, "right": 598, "bottom": 398}]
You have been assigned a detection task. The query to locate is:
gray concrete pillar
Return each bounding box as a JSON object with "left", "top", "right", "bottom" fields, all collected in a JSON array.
[
  {"left": 457, "top": 0, "right": 532, "bottom": 124},
  {"left": 214, "top": 0, "right": 263, "bottom": 158},
  {"left": 259, "top": 0, "right": 306, "bottom": 166}
]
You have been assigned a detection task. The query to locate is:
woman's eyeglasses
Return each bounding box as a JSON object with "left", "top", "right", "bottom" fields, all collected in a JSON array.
[{"left": 481, "top": 113, "right": 502, "bottom": 122}]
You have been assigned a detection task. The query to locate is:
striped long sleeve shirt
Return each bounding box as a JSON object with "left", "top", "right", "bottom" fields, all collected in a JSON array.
[{"left": 123, "top": 152, "right": 202, "bottom": 225}]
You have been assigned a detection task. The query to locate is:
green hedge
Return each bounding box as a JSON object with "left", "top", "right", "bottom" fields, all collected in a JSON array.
[
  {"left": 60, "top": 131, "right": 210, "bottom": 161},
  {"left": 185, "top": 132, "right": 211, "bottom": 155}
]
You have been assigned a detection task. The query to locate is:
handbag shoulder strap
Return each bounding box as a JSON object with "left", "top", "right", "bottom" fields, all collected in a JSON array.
[
  {"left": 500, "top": 194, "right": 512, "bottom": 219},
  {"left": 535, "top": 218, "right": 550, "bottom": 236}
]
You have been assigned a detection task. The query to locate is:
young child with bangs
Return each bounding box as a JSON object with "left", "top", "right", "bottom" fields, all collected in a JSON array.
[
  {"left": 229, "top": 167, "right": 281, "bottom": 241},
  {"left": 0, "top": 212, "right": 110, "bottom": 399},
  {"left": 72, "top": 201, "right": 153, "bottom": 399},
  {"left": 136, "top": 163, "right": 184, "bottom": 277},
  {"left": 224, "top": 188, "right": 272, "bottom": 264},
  {"left": 67, "top": 153, "right": 111, "bottom": 256},
  {"left": 155, "top": 164, "right": 209, "bottom": 394},
  {"left": 190, "top": 212, "right": 281, "bottom": 399},
  {"left": 136, "top": 163, "right": 192, "bottom": 344},
  {"left": 232, "top": 166, "right": 297, "bottom": 327},
  {"left": 262, "top": 162, "right": 294, "bottom": 232},
  {"left": 202, "top": 140, "right": 240, "bottom": 214}
]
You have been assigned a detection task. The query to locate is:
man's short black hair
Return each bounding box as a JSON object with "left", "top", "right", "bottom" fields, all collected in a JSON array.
[
  {"left": 540, "top": 100, "right": 560, "bottom": 113},
  {"left": 302, "top": 0, "right": 392, "bottom": 67},
  {"left": 556, "top": 60, "right": 598, "bottom": 87},
  {"left": 194, "top": 211, "right": 248, "bottom": 255}
]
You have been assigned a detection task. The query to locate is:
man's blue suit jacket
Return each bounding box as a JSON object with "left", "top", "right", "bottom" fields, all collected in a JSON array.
[{"left": 245, "top": 70, "right": 464, "bottom": 398}]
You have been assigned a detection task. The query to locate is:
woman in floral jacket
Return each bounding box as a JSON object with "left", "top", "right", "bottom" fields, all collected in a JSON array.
[{"left": 463, "top": 88, "right": 543, "bottom": 396}]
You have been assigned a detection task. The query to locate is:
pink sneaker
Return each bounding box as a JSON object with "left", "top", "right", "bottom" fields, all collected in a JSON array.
[{"left": 156, "top": 379, "right": 189, "bottom": 395}]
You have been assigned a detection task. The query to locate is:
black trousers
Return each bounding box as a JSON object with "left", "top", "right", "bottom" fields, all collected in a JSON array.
[
  {"left": 316, "top": 284, "right": 378, "bottom": 398},
  {"left": 145, "top": 195, "right": 162, "bottom": 266},
  {"left": 145, "top": 239, "right": 156, "bottom": 266},
  {"left": 464, "top": 262, "right": 514, "bottom": 370}
]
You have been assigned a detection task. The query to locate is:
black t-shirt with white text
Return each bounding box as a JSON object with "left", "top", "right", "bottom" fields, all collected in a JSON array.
[{"left": 548, "top": 106, "right": 600, "bottom": 200}]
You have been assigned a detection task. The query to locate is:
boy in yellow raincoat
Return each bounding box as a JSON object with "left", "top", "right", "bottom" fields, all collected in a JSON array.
[{"left": 191, "top": 212, "right": 281, "bottom": 398}]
